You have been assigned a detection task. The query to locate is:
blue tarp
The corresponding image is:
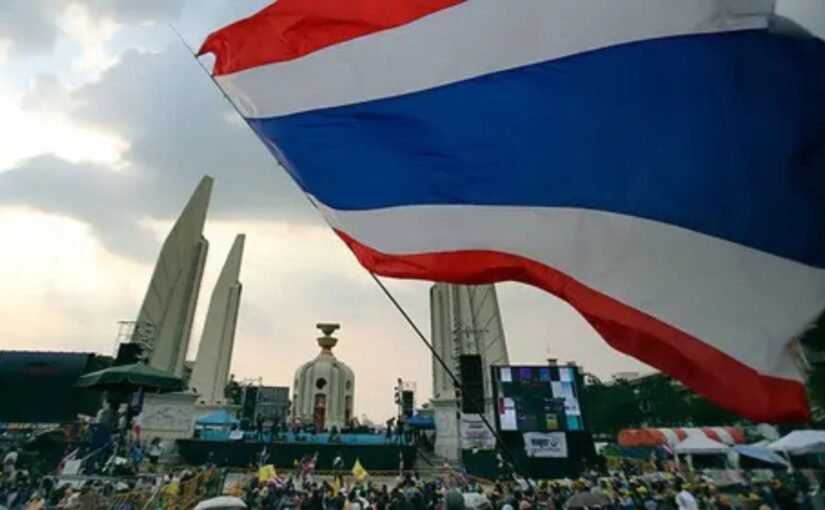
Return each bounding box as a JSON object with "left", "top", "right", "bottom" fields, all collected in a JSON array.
[
  {"left": 407, "top": 414, "right": 435, "bottom": 429},
  {"left": 196, "top": 410, "right": 239, "bottom": 427},
  {"left": 733, "top": 444, "right": 788, "bottom": 465}
]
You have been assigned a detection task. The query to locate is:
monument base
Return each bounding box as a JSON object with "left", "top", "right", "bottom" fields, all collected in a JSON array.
[
  {"left": 432, "top": 399, "right": 460, "bottom": 462},
  {"left": 193, "top": 401, "right": 240, "bottom": 417},
  {"left": 141, "top": 392, "right": 199, "bottom": 462}
]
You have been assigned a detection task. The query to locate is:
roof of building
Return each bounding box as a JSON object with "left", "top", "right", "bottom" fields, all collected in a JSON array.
[{"left": 0, "top": 351, "right": 101, "bottom": 423}]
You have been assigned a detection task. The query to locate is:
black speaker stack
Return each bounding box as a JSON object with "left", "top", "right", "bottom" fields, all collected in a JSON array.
[{"left": 458, "top": 354, "right": 485, "bottom": 414}]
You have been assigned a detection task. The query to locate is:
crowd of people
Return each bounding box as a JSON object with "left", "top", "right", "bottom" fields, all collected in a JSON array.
[
  {"left": 233, "top": 466, "right": 821, "bottom": 510},
  {"left": 2, "top": 425, "right": 823, "bottom": 510},
  {"left": 0, "top": 448, "right": 822, "bottom": 509},
  {"left": 1, "top": 459, "right": 223, "bottom": 510}
]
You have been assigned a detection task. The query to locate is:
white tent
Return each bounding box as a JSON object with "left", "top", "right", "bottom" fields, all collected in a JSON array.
[
  {"left": 674, "top": 434, "right": 730, "bottom": 454},
  {"left": 768, "top": 430, "right": 825, "bottom": 455}
]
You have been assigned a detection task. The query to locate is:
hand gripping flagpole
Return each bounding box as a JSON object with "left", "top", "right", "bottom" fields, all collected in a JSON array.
[{"left": 171, "top": 25, "right": 527, "bottom": 479}]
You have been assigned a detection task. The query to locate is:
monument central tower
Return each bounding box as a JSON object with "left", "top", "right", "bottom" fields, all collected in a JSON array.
[{"left": 292, "top": 324, "right": 355, "bottom": 430}]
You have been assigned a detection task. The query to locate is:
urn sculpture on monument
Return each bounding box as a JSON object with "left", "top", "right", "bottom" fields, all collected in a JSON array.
[{"left": 292, "top": 323, "right": 355, "bottom": 430}]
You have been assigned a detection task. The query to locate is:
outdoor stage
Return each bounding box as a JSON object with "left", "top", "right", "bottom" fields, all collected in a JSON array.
[
  {"left": 462, "top": 431, "right": 598, "bottom": 480},
  {"left": 177, "top": 437, "right": 417, "bottom": 470}
]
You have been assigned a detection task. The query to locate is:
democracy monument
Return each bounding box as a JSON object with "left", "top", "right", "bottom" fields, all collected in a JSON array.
[
  {"left": 113, "top": 176, "right": 366, "bottom": 460},
  {"left": 116, "top": 176, "right": 246, "bottom": 448},
  {"left": 100, "top": 173, "right": 518, "bottom": 470},
  {"left": 292, "top": 323, "right": 355, "bottom": 431},
  {"left": 105, "top": 174, "right": 597, "bottom": 477},
  {"left": 7, "top": 173, "right": 786, "bottom": 483}
]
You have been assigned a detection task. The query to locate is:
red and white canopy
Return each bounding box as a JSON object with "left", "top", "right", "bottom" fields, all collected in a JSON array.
[{"left": 618, "top": 427, "right": 745, "bottom": 448}]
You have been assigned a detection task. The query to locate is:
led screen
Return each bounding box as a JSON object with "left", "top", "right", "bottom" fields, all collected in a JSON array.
[{"left": 493, "top": 365, "right": 584, "bottom": 432}]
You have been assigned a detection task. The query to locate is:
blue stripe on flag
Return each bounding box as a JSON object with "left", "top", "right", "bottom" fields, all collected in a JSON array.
[{"left": 250, "top": 30, "right": 825, "bottom": 268}]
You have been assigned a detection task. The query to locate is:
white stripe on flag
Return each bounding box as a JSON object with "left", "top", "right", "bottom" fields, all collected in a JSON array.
[
  {"left": 215, "top": 0, "right": 773, "bottom": 118},
  {"left": 316, "top": 201, "right": 825, "bottom": 380}
]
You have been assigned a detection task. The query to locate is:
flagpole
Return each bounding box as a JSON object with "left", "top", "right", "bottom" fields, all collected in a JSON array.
[
  {"left": 368, "top": 273, "right": 526, "bottom": 478},
  {"left": 169, "top": 25, "right": 323, "bottom": 216},
  {"left": 172, "top": 25, "right": 526, "bottom": 479}
]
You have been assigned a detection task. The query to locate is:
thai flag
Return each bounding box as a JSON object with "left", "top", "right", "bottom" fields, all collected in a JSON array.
[
  {"left": 300, "top": 453, "right": 317, "bottom": 475},
  {"left": 133, "top": 388, "right": 144, "bottom": 439},
  {"left": 269, "top": 474, "right": 287, "bottom": 489},
  {"left": 56, "top": 448, "right": 78, "bottom": 475},
  {"left": 200, "top": 0, "right": 825, "bottom": 422}
]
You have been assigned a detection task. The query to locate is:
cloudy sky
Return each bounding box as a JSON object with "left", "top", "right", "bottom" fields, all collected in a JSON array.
[{"left": 0, "top": 1, "right": 822, "bottom": 422}]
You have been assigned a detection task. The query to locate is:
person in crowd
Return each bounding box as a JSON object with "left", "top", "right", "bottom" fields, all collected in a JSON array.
[
  {"left": 330, "top": 426, "right": 340, "bottom": 443},
  {"left": 385, "top": 418, "right": 395, "bottom": 444},
  {"left": 395, "top": 421, "right": 405, "bottom": 445},
  {"left": 148, "top": 438, "right": 162, "bottom": 466},
  {"left": 674, "top": 482, "right": 698, "bottom": 510},
  {"left": 333, "top": 453, "right": 344, "bottom": 473},
  {"left": 256, "top": 417, "right": 265, "bottom": 442},
  {"left": 130, "top": 443, "right": 143, "bottom": 473}
]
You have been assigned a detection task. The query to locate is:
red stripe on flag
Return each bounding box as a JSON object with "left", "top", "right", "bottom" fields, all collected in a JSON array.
[
  {"left": 199, "top": 0, "right": 463, "bottom": 76},
  {"left": 336, "top": 230, "right": 811, "bottom": 423}
]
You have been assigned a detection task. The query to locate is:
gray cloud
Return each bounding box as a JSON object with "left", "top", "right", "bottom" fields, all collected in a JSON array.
[
  {"left": 2, "top": 45, "right": 316, "bottom": 260},
  {"left": 84, "top": 0, "right": 185, "bottom": 24},
  {"left": 0, "top": 0, "right": 185, "bottom": 55},
  {"left": 0, "top": 0, "right": 57, "bottom": 54},
  {"left": 0, "top": 155, "right": 158, "bottom": 259},
  {"left": 21, "top": 74, "right": 71, "bottom": 111},
  {"left": 6, "top": 0, "right": 824, "bottom": 262},
  {"left": 72, "top": 47, "right": 311, "bottom": 222}
]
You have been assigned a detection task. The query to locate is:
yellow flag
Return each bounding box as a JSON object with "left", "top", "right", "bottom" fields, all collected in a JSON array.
[
  {"left": 258, "top": 464, "right": 277, "bottom": 482},
  {"left": 332, "top": 475, "right": 342, "bottom": 497},
  {"left": 351, "top": 459, "right": 369, "bottom": 482}
]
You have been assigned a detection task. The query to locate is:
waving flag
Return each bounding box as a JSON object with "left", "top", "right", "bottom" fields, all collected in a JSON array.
[
  {"left": 133, "top": 388, "right": 144, "bottom": 439},
  {"left": 351, "top": 458, "right": 369, "bottom": 482},
  {"left": 200, "top": 0, "right": 825, "bottom": 422},
  {"left": 259, "top": 464, "right": 277, "bottom": 482}
]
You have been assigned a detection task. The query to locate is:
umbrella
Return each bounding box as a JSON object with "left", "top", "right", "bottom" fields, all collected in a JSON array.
[
  {"left": 193, "top": 496, "right": 247, "bottom": 510},
  {"left": 565, "top": 491, "right": 611, "bottom": 508},
  {"left": 75, "top": 362, "right": 185, "bottom": 392},
  {"left": 462, "top": 493, "right": 492, "bottom": 510}
]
